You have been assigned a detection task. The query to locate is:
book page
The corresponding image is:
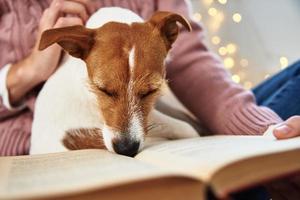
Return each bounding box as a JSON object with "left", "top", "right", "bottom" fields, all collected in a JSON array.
[
  {"left": 136, "top": 135, "right": 300, "bottom": 182},
  {"left": 0, "top": 149, "right": 176, "bottom": 199}
]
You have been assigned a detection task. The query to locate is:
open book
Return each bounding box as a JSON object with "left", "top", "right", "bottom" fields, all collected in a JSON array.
[{"left": 1, "top": 134, "right": 300, "bottom": 200}]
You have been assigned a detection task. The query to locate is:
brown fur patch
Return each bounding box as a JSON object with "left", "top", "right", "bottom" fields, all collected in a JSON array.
[
  {"left": 62, "top": 128, "right": 106, "bottom": 150},
  {"left": 85, "top": 21, "right": 169, "bottom": 135}
]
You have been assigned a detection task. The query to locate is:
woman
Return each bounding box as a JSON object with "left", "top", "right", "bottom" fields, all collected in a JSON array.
[{"left": 0, "top": 0, "right": 299, "bottom": 155}]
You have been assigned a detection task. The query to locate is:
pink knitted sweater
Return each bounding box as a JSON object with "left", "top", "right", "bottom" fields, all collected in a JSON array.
[{"left": 0, "top": 0, "right": 282, "bottom": 156}]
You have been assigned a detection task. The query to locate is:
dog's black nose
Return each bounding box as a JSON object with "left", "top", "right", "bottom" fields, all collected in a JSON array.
[{"left": 112, "top": 138, "right": 140, "bottom": 157}]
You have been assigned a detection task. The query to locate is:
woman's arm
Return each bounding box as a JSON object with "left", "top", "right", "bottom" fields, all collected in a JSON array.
[
  {"left": 0, "top": 0, "right": 96, "bottom": 156},
  {"left": 6, "top": 0, "right": 97, "bottom": 105},
  {"left": 6, "top": 59, "right": 41, "bottom": 106},
  {"left": 157, "top": 0, "right": 282, "bottom": 135},
  {"left": 0, "top": 63, "right": 27, "bottom": 120},
  {"left": 0, "top": 0, "right": 91, "bottom": 121}
]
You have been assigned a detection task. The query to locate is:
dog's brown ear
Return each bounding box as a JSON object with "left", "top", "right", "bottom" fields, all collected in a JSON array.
[
  {"left": 148, "top": 11, "right": 192, "bottom": 50},
  {"left": 39, "top": 25, "right": 95, "bottom": 59}
]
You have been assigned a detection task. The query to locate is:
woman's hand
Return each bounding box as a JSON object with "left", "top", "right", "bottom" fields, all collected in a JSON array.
[
  {"left": 30, "top": 0, "right": 95, "bottom": 82},
  {"left": 273, "top": 116, "right": 300, "bottom": 139},
  {"left": 6, "top": 0, "right": 96, "bottom": 105}
]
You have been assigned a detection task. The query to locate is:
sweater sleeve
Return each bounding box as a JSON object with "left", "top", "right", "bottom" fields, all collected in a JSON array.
[
  {"left": 0, "top": 64, "right": 32, "bottom": 156},
  {"left": 0, "top": 64, "right": 26, "bottom": 121},
  {"left": 158, "top": 0, "right": 282, "bottom": 135}
]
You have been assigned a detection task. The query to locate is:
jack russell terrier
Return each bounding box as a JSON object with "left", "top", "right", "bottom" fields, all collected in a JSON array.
[{"left": 30, "top": 7, "right": 200, "bottom": 157}]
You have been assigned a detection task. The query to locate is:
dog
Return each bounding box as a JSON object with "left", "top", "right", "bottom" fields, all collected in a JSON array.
[{"left": 30, "top": 7, "right": 200, "bottom": 157}]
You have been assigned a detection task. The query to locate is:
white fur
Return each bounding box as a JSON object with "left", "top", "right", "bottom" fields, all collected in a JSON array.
[
  {"left": 127, "top": 45, "right": 144, "bottom": 149},
  {"left": 86, "top": 7, "right": 143, "bottom": 28},
  {"left": 129, "top": 112, "right": 144, "bottom": 151},
  {"left": 102, "top": 125, "right": 115, "bottom": 152},
  {"left": 128, "top": 46, "right": 135, "bottom": 71},
  {"left": 30, "top": 7, "right": 199, "bottom": 155}
]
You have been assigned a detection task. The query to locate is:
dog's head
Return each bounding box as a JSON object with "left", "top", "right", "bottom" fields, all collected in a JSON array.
[{"left": 39, "top": 11, "right": 191, "bottom": 157}]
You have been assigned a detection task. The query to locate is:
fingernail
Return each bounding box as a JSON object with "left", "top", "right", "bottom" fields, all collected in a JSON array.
[{"left": 275, "top": 125, "right": 292, "bottom": 135}]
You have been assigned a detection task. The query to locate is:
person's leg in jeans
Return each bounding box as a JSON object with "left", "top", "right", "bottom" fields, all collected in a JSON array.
[
  {"left": 253, "top": 59, "right": 300, "bottom": 119},
  {"left": 230, "top": 60, "right": 300, "bottom": 200}
]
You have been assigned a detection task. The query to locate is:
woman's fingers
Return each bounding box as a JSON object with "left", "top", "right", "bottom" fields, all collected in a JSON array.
[
  {"left": 40, "top": 0, "right": 62, "bottom": 30},
  {"left": 54, "top": 16, "right": 83, "bottom": 28},
  {"left": 60, "top": 0, "right": 89, "bottom": 22},
  {"left": 69, "top": 0, "right": 97, "bottom": 15},
  {"left": 41, "top": 0, "right": 91, "bottom": 31},
  {"left": 273, "top": 116, "right": 300, "bottom": 139}
]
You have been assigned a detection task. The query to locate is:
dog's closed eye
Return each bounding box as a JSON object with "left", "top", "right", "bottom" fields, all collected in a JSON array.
[
  {"left": 139, "top": 89, "right": 159, "bottom": 99},
  {"left": 62, "top": 128, "right": 106, "bottom": 150},
  {"left": 98, "top": 87, "right": 118, "bottom": 98}
]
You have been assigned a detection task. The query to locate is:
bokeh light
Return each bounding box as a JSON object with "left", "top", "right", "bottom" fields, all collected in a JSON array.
[
  {"left": 211, "top": 36, "right": 221, "bottom": 45},
  {"left": 208, "top": 7, "right": 218, "bottom": 16},
  {"left": 280, "top": 56, "right": 289, "bottom": 69},
  {"left": 226, "top": 43, "right": 237, "bottom": 54},
  {"left": 193, "top": 12, "right": 202, "bottom": 22},
  {"left": 224, "top": 57, "right": 235, "bottom": 69},
  {"left": 218, "top": 47, "right": 227, "bottom": 56},
  {"left": 218, "top": 0, "right": 227, "bottom": 5},
  {"left": 232, "top": 74, "right": 241, "bottom": 83},
  {"left": 232, "top": 13, "right": 242, "bottom": 23}
]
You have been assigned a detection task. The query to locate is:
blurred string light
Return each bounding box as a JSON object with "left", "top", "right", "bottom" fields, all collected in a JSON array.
[
  {"left": 224, "top": 57, "right": 235, "bottom": 69},
  {"left": 218, "top": 46, "right": 227, "bottom": 56},
  {"left": 232, "top": 74, "right": 241, "bottom": 83},
  {"left": 208, "top": 7, "right": 218, "bottom": 16},
  {"left": 226, "top": 43, "right": 237, "bottom": 54},
  {"left": 193, "top": 12, "right": 202, "bottom": 22},
  {"left": 217, "top": 44, "right": 236, "bottom": 56},
  {"left": 280, "top": 56, "right": 289, "bottom": 69},
  {"left": 218, "top": 0, "right": 227, "bottom": 5},
  {"left": 196, "top": 0, "right": 277, "bottom": 89},
  {"left": 211, "top": 36, "right": 221, "bottom": 45},
  {"left": 232, "top": 13, "right": 242, "bottom": 23}
]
